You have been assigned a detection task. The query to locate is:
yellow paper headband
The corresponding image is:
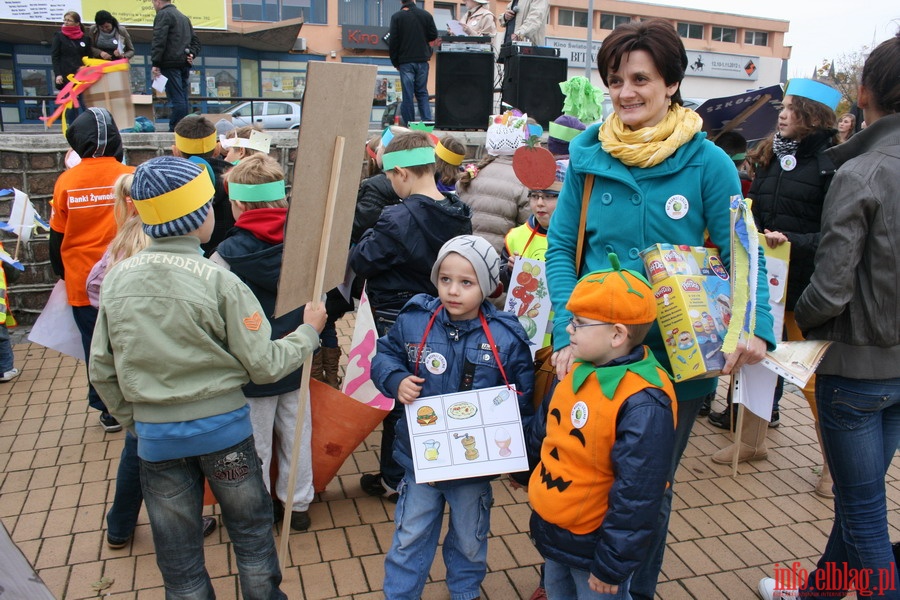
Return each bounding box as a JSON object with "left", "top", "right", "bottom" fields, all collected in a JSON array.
[
  {"left": 434, "top": 141, "right": 465, "bottom": 166},
  {"left": 175, "top": 132, "right": 217, "bottom": 155},
  {"left": 133, "top": 171, "right": 215, "bottom": 225}
]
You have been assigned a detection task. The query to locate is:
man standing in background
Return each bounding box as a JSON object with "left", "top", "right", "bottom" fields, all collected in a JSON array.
[
  {"left": 499, "top": 0, "right": 548, "bottom": 45},
  {"left": 388, "top": 0, "right": 437, "bottom": 125},
  {"left": 150, "top": 0, "right": 200, "bottom": 131}
]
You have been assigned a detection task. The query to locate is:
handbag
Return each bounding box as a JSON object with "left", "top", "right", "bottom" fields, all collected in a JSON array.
[{"left": 531, "top": 174, "right": 594, "bottom": 409}]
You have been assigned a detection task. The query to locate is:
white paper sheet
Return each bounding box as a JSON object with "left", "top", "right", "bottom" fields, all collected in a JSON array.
[
  {"left": 151, "top": 74, "right": 168, "bottom": 93},
  {"left": 27, "top": 280, "right": 85, "bottom": 360}
]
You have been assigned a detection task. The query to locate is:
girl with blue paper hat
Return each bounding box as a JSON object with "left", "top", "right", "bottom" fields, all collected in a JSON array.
[{"left": 709, "top": 77, "right": 840, "bottom": 499}]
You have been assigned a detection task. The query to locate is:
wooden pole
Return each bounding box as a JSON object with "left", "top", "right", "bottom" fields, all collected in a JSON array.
[{"left": 278, "top": 136, "right": 346, "bottom": 574}]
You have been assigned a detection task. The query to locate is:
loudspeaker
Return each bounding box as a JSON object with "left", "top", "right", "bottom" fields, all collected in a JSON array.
[
  {"left": 435, "top": 51, "right": 494, "bottom": 130},
  {"left": 501, "top": 55, "right": 568, "bottom": 128}
]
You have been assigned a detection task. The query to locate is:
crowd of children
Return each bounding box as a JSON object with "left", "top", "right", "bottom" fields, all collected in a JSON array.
[{"left": 22, "top": 105, "right": 704, "bottom": 600}]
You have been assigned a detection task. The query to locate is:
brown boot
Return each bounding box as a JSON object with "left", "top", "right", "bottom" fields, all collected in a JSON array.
[
  {"left": 321, "top": 346, "right": 343, "bottom": 389},
  {"left": 309, "top": 350, "right": 325, "bottom": 383},
  {"left": 711, "top": 408, "right": 769, "bottom": 464}
]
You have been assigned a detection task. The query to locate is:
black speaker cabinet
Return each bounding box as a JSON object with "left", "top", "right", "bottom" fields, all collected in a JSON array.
[
  {"left": 501, "top": 54, "right": 568, "bottom": 128},
  {"left": 435, "top": 51, "right": 494, "bottom": 130}
]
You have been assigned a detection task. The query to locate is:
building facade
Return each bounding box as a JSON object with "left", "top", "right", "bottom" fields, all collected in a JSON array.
[{"left": 0, "top": 0, "right": 789, "bottom": 126}]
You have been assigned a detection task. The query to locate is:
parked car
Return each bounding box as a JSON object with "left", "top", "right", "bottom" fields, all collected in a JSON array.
[
  {"left": 380, "top": 97, "right": 436, "bottom": 128},
  {"left": 223, "top": 100, "right": 302, "bottom": 130}
]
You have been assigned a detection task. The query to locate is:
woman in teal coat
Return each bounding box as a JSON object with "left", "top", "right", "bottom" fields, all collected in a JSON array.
[{"left": 545, "top": 18, "right": 776, "bottom": 600}]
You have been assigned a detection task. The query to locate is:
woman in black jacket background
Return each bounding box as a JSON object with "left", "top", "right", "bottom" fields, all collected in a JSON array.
[{"left": 709, "top": 78, "right": 838, "bottom": 499}]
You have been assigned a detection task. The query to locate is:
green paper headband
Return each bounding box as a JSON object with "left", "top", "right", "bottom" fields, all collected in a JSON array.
[
  {"left": 549, "top": 122, "right": 582, "bottom": 142},
  {"left": 229, "top": 180, "right": 286, "bottom": 203},
  {"left": 382, "top": 147, "right": 435, "bottom": 171},
  {"left": 408, "top": 121, "right": 435, "bottom": 133}
]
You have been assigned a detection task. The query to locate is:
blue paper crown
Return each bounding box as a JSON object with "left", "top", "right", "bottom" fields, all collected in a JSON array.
[{"left": 784, "top": 79, "right": 841, "bottom": 111}]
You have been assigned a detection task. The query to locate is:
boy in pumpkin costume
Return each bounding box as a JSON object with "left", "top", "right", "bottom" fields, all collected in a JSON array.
[{"left": 527, "top": 255, "right": 677, "bottom": 599}]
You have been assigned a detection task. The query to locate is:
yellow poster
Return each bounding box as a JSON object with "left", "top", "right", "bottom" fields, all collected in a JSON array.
[{"left": 82, "top": 0, "right": 227, "bottom": 30}]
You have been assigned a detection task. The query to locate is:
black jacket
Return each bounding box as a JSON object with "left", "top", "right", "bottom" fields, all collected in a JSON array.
[
  {"left": 349, "top": 192, "right": 472, "bottom": 312},
  {"left": 351, "top": 173, "right": 401, "bottom": 245},
  {"left": 151, "top": 4, "right": 201, "bottom": 69},
  {"left": 750, "top": 130, "right": 835, "bottom": 310},
  {"left": 388, "top": 2, "right": 438, "bottom": 68},
  {"left": 215, "top": 227, "right": 305, "bottom": 398},
  {"left": 50, "top": 31, "right": 92, "bottom": 87},
  {"left": 199, "top": 156, "right": 235, "bottom": 257}
]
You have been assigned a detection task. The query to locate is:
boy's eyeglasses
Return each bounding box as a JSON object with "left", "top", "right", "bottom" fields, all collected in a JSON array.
[
  {"left": 528, "top": 192, "right": 559, "bottom": 201},
  {"left": 568, "top": 317, "right": 614, "bottom": 331}
]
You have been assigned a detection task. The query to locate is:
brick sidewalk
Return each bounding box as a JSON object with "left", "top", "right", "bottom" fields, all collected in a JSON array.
[{"left": 1, "top": 314, "right": 896, "bottom": 599}]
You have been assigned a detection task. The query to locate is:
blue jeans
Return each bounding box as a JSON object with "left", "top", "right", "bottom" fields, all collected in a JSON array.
[
  {"left": 71, "top": 305, "right": 107, "bottom": 413},
  {"left": 629, "top": 393, "right": 708, "bottom": 600},
  {"left": 0, "top": 324, "right": 14, "bottom": 373},
  {"left": 161, "top": 65, "right": 191, "bottom": 132},
  {"left": 384, "top": 477, "right": 492, "bottom": 600},
  {"left": 397, "top": 62, "right": 432, "bottom": 125},
  {"left": 799, "top": 375, "right": 900, "bottom": 599},
  {"left": 544, "top": 558, "right": 632, "bottom": 600},
  {"left": 140, "top": 436, "right": 286, "bottom": 600},
  {"left": 107, "top": 432, "right": 143, "bottom": 544}
]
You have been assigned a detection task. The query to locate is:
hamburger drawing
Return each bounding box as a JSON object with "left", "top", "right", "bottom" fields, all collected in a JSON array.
[{"left": 416, "top": 405, "right": 438, "bottom": 426}]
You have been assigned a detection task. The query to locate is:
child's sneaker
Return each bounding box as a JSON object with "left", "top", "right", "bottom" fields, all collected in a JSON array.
[
  {"left": 360, "top": 473, "right": 399, "bottom": 502},
  {"left": 99, "top": 412, "right": 122, "bottom": 432},
  {"left": 0, "top": 368, "right": 19, "bottom": 382}
]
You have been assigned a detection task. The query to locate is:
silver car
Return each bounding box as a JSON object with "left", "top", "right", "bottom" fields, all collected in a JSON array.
[{"left": 224, "top": 101, "right": 302, "bottom": 130}]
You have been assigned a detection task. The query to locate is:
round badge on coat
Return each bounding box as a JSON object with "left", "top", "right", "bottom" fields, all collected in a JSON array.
[
  {"left": 424, "top": 352, "right": 447, "bottom": 375},
  {"left": 665, "top": 195, "right": 689, "bottom": 220},
  {"left": 571, "top": 401, "right": 589, "bottom": 429},
  {"left": 780, "top": 155, "right": 797, "bottom": 171}
]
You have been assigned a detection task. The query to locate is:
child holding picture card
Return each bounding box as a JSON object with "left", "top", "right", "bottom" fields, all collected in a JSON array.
[{"left": 371, "top": 234, "right": 534, "bottom": 600}]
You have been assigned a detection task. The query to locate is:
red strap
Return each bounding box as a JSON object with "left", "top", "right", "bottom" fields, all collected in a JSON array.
[
  {"left": 521, "top": 225, "right": 539, "bottom": 256},
  {"left": 413, "top": 307, "right": 519, "bottom": 395},
  {"left": 479, "top": 312, "right": 520, "bottom": 395},
  {"left": 413, "top": 306, "right": 443, "bottom": 377}
]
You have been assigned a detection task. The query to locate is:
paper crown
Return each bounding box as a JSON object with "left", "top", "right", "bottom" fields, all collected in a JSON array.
[
  {"left": 175, "top": 131, "right": 217, "bottom": 156},
  {"left": 219, "top": 129, "right": 272, "bottom": 154},
  {"left": 486, "top": 111, "right": 528, "bottom": 157},
  {"left": 784, "top": 79, "right": 841, "bottom": 111}
]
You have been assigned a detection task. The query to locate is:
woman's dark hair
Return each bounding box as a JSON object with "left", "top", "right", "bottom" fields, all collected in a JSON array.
[
  {"left": 750, "top": 94, "right": 837, "bottom": 169},
  {"left": 861, "top": 31, "right": 900, "bottom": 115},
  {"left": 596, "top": 18, "right": 688, "bottom": 106},
  {"left": 94, "top": 10, "right": 120, "bottom": 29}
]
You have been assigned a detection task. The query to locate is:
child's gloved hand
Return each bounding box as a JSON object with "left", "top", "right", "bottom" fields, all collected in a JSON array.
[
  {"left": 397, "top": 375, "right": 425, "bottom": 404},
  {"left": 303, "top": 301, "right": 327, "bottom": 334}
]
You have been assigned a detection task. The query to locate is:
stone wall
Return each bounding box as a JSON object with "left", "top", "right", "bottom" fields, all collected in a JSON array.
[{"left": 0, "top": 130, "right": 487, "bottom": 325}]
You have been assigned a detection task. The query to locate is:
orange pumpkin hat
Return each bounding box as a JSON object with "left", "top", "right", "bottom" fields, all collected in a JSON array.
[{"left": 566, "top": 253, "right": 656, "bottom": 325}]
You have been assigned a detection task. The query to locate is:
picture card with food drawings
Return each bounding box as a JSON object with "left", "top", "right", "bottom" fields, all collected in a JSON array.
[
  {"left": 505, "top": 257, "right": 552, "bottom": 356},
  {"left": 405, "top": 384, "right": 528, "bottom": 483}
]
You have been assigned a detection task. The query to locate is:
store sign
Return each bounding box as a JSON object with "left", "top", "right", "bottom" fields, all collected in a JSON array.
[
  {"left": 685, "top": 50, "right": 759, "bottom": 81},
  {"left": 343, "top": 26, "right": 389, "bottom": 50},
  {"left": 544, "top": 37, "right": 602, "bottom": 70},
  {"left": 0, "top": 0, "right": 227, "bottom": 29}
]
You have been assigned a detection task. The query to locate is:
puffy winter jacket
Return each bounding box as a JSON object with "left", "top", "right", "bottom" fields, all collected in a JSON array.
[
  {"left": 349, "top": 193, "right": 472, "bottom": 312},
  {"left": 371, "top": 294, "right": 535, "bottom": 489},
  {"left": 457, "top": 156, "right": 531, "bottom": 254},
  {"left": 750, "top": 129, "right": 835, "bottom": 310},
  {"left": 351, "top": 173, "right": 400, "bottom": 245}
]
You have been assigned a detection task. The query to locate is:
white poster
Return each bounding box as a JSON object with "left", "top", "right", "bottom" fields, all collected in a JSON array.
[
  {"left": 405, "top": 385, "right": 528, "bottom": 483},
  {"left": 505, "top": 257, "right": 552, "bottom": 357}
]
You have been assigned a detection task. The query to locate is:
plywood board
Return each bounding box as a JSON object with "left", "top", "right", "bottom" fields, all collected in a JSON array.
[{"left": 275, "top": 61, "right": 377, "bottom": 317}]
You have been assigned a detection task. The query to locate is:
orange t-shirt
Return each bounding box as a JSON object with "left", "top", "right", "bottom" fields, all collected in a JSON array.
[{"left": 50, "top": 157, "right": 135, "bottom": 306}]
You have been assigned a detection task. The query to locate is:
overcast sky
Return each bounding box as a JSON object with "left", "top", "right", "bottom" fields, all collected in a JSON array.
[{"left": 647, "top": 0, "right": 899, "bottom": 78}]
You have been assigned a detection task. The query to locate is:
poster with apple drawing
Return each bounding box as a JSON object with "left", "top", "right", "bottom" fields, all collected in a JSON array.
[
  {"left": 405, "top": 384, "right": 528, "bottom": 483},
  {"left": 506, "top": 257, "right": 552, "bottom": 357}
]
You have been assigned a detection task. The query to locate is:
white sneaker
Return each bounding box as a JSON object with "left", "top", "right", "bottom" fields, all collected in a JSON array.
[
  {"left": 0, "top": 368, "right": 19, "bottom": 382},
  {"left": 758, "top": 578, "right": 797, "bottom": 600}
]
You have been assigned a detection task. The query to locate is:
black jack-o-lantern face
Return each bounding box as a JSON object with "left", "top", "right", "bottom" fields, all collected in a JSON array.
[{"left": 538, "top": 407, "right": 587, "bottom": 492}]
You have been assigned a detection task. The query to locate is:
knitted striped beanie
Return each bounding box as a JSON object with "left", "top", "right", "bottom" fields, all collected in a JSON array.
[{"left": 131, "top": 156, "right": 214, "bottom": 238}]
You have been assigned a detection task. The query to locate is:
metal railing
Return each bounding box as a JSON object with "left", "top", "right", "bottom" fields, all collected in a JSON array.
[{"left": 0, "top": 95, "right": 293, "bottom": 132}]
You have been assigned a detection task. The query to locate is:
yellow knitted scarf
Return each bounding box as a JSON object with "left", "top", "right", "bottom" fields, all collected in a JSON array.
[{"left": 599, "top": 105, "right": 704, "bottom": 168}]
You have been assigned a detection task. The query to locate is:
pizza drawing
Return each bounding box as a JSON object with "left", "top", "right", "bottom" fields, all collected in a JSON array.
[{"left": 447, "top": 401, "right": 478, "bottom": 420}]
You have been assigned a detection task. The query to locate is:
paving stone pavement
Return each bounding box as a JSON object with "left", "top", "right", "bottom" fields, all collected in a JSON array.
[{"left": 1, "top": 314, "right": 897, "bottom": 599}]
